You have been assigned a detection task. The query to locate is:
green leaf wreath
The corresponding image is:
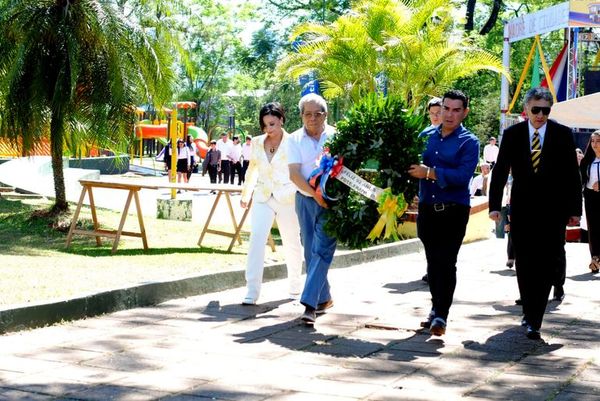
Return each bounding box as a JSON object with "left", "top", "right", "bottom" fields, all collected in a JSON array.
[{"left": 325, "top": 94, "right": 425, "bottom": 249}]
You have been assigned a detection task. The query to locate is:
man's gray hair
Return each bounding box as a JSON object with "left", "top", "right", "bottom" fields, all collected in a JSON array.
[
  {"left": 524, "top": 87, "right": 554, "bottom": 107},
  {"left": 298, "top": 93, "right": 328, "bottom": 113}
]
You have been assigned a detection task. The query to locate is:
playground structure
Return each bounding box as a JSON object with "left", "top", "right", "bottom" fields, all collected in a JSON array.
[
  {"left": 500, "top": 1, "right": 600, "bottom": 133},
  {"left": 133, "top": 102, "right": 209, "bottom": 164}
]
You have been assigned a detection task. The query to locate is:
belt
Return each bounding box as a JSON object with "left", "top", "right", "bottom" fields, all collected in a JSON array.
[{"left": 424, "top": 202, "right": 458, "bottom": 212}]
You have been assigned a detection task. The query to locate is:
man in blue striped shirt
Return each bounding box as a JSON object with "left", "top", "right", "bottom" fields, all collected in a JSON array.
[{"left": 408, "top": 89, "right": 480, "bottom": 336}]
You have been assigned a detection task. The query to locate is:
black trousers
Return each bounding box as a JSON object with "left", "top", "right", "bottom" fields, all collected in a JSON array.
[
  {"left": 241, "top": 160, "right": 250, "bottom": 184},
  {"left": 207, "top": 164, "right": 218, "bottom": 184},
  {"left": 417, "top": 203, "right": 470, "bottom": 322},
  {"left": 230, "top": 161, "right": 242, "bottom": 185},
  {"left": 512, "top": 216, "right": 565, "bottom": 330},
  {"left": 219, "top": 160, "right": 231, "bottom": 184},
  {"left": 584, "top": 188, "right": 600, "bottom": 258}
]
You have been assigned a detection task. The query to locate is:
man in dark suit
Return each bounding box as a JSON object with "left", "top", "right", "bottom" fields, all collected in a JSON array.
[{"left": 489, "top": 87, "right": 581, "bottom": 340}]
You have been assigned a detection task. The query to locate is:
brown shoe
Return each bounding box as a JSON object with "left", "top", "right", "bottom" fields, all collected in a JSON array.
[
  {"left": 590, "top": 257, "right": 600, "bottom": 274},
  {"left": 316, "top": 299, "right": 333, "bottom": 314},
  {"left": 429, "top": 317, "right": 446, "bottom": 336}
]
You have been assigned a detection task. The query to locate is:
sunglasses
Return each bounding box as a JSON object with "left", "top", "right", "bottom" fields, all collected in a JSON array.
[
  {"left": 302, "top": 111, "right": 325, "bottom": 119},
  {"left": 530, "top": 106, "right": 551, "bottom": 116}
]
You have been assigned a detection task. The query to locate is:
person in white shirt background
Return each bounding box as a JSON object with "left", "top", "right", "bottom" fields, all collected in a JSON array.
[
  {"left": 580, "top": 130, "right": 600, "bottom": 274},
  {"left": 216, "top": 132, "right": 233, "bottom": 184},
  {"left": 483, "top": 136, "right": 499, "bottom": 169},
  {"left": 228, "top": 136, "right": 243, "bottom": 185},
  {"left": 469, "top": 162, "right": 491, "bottom": 197},
  {"left": 240, "top": 136, "right": 252, "bottom": 185},
  {"left": 186, "top": 134, "right": 198, "bottom": 182},
  {"left": 240, "top": 102, "right": 303, "bottom": 305},
  {"left": 175, "top": 139, "right": 191, "bottom": 188}
]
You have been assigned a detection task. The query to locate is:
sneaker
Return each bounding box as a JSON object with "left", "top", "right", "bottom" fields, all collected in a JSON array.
[
  {"left": 429, "top": 317, "right": 446, "bottom": 336},
  {"left": 526, "top": 326, "right": 541, "bottom": 340},
  {"left": 506, "top": 259, "right": 514, "bottom": 268},
  {"left": 241, "top": 297, "right": 256, "bottom": 306},
  {"left": 316, "top": 299, "right": 333, "bottom": 314},
  {"left": 301, "top": 307, "right": 316, "bottom": 324},
  {"left": 420, "top": 309, "right": 436, "bottom": 329}
]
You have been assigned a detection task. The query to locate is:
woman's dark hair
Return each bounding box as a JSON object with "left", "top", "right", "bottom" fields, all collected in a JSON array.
[
  {"left": 186, "top": 134, "right": 193, "bottom": 145},
  {"left": 581, "top": 130, "right": 600, "bottom": 182},
  {"left": 259, "top": 102, "right": 286, "bottom": 131}
]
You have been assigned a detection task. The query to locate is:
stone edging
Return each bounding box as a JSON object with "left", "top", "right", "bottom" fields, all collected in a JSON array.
[{"left": 0, "top": 239, "right": 423, "bottom": 334}]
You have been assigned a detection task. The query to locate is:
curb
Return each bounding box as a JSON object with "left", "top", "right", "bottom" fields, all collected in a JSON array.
[{"left": 0, "top": 239, "right": 423, "bottom": 334}]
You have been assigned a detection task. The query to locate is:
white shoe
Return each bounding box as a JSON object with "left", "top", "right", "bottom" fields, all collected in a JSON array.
[
  {"left": 241, "top": 297, "right": 256, "bottom": 305},
  {"left": 288, "top": 293, "right": 300, "bottom": 301}
]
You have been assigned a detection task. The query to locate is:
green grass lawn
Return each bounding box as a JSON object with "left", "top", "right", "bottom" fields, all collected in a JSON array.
[{"left": 0, "top": 197, "right": 285, "bottom": 307}]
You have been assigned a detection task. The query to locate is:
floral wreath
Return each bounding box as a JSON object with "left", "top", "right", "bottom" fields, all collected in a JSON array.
[{"left": 312, "top": 94, "right": 425, "bottom": 249}]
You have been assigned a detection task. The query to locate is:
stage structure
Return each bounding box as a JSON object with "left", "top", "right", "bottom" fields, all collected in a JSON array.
[{"left": 500, "top": 1, "right": 600, "bottom": 132}]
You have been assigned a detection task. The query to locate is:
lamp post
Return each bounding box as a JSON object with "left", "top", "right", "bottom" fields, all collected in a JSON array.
[{"left": 228, "top": 104, "right": 236, "bottom": 135}]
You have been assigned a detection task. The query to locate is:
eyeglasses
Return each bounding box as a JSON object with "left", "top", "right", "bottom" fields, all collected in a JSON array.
[
  {"left": 530, "top": 106, "right": 551, "bottom": 116},
  {"left": 302, "top": 111, "right": 325, "bottom": 119}
]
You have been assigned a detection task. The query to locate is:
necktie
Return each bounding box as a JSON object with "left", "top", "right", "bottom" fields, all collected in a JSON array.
[{"left": 531, "top": 130, "right": 541, "bottom": 173}]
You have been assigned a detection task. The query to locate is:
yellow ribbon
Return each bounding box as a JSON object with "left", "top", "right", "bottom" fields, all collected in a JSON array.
[{"left": 367, "top": 189, "right": 409, "bottom": 241}]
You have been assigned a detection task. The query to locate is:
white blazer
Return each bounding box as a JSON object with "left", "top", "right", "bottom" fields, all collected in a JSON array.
[{"left": 241, "top": 132, "right": 297, "bottom": 204}]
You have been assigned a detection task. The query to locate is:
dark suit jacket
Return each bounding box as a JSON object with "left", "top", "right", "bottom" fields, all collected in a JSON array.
[{"left": 489, "top": 119, "right": 582, "bottom": 233}]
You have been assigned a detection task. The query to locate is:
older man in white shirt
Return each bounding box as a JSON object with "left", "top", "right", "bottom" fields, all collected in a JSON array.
[{"left": 288, "top": 93, "right": 337, "bottom": 324}]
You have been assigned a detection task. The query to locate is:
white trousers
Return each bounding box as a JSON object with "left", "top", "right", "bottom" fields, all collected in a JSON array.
[{"left": 245, "top": 196, "right": 303, "bottom": 302}]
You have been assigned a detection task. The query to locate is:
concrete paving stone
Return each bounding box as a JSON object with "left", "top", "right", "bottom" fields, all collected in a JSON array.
[
  {"left": 70, "top": 384, "right": 170, "bottom": 401},
  {"left": 578, "top": 365, "right": 600, "bottom": 383},
  {"left": 14, "top": 346, "right": 104, "bottom": 364},
  {"left": 465, "top": 372, "right": 562, "bottom": 400},
  {"left": 370, "top": 347, "right": 444, "bottom": 364},
  {"left": 80, "top": 352, "right": 167, "bottom": 372},
  {"left": 263, "top": 375, "right": 385, "bottom": 399},
  {"left": 181, "top": 383, "right": 283, "bottom": 401},
  {"left": 59, "top": 340, "right": 126, "bottom": 355},
  {"left": 345, "top": 327, "right": 414, "bottom": 344},
  {"left": 312, "top": 313, "right": 373, "bottom": 328},
  {"left": 388, "top": 335, "right": 459, "bottom": 355},
  {"left": 553, "top": 390, "right": 600, "bottom": 401},
  {"left": 34, "top": 364, "right": 128, "bottom": 385},
  {"left": 513, "top": 355, "right": 586, "bottom": 378},
  {"left": 337, "top": 357, "right": 425, "bottom": 375},
  {"left": 317, "top": 365, "right": 407, "bottom": 386},
  {"left": 0, "top": 372, "right": 92, "bottom": 397},
  {"left": 263, "top": 391, "right": 359, "bottom": 401},
  {"left": 564, "top": 377, "right": 600, "bottom": 395},
  {"left": 0, "top": 356, "right": 66, "bottom": 375},
  {"left": 385, "top": 374, "right": 471, "bottom": 397},
  {"left": 0, "top": 388, "right": 55, "bottom": 400},
  {"left": 412, "top": 357, "right": 507, "bottom": 385},
  {"left": 365, "top": 385, "right": 467, "bottom": 401},
  {"left": 304, "top": 336, "right": 386, "bottom": 358},
  {"left": 111, "top": 369, "right": 209, "bottom": 393}
]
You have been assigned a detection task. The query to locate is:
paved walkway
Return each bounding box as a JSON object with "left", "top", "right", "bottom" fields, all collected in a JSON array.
[{"left": 1, "top": 239, "right": 599, "bottom": 400}]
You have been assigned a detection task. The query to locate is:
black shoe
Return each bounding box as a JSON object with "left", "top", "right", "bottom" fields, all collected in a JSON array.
[
  {"left": 300, "top": 307, "right": 316, "bottom": 325},
  {"left": 421, "top": 274, "right": 428, "bottom": 283},
  {"left": 552, "top": 287, "right": 565, "bottom": 302},
  {"left": 521, "top": 318, "right": 528, "bottom": 327},
  {"left": 526, "top": 326, "right": 541, "bottom": 340},
  {"left": 420, "top": 309, "right": 435, "bottom": 329},
  {"left": 429, "top": 317, "right": 446, "bottom": 336},
  {"left": 506, "top": 259, "right": 514, "bottom": 268},
  {"left": 515, "top": 298, "right": 523, "bottom": 305}
]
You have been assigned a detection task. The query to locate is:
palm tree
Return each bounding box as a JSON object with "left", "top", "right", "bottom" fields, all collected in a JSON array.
[
  {"left": 278, "top": 0, "right": 510, "bottom": 108},
  {"left": 0, "top": 0, "right": 173, "bottom": 212}
]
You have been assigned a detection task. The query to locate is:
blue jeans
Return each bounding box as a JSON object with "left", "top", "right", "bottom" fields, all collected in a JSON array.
[{"left": 295, "top": 193, "right": 337, "bottom": 309}]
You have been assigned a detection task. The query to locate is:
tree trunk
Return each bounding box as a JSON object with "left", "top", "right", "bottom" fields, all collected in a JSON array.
[
  {"left": 465, "top": 0, "right": 477, "bottom": 32},
  {"left": 50, "top": 108, "right": 68, "bottom": 212},
  {"left": 480, "top": 0, "right": 503, "bottom": 35}
]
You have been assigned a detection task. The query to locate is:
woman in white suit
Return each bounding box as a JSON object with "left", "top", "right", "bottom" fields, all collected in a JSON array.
[{"left": 240, "top": 103, "right": 303, "bottom": 304}]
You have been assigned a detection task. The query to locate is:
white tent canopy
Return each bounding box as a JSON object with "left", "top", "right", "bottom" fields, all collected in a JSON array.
[{"left": 550, "top": 92, "right": 600, "bottom": 129}]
